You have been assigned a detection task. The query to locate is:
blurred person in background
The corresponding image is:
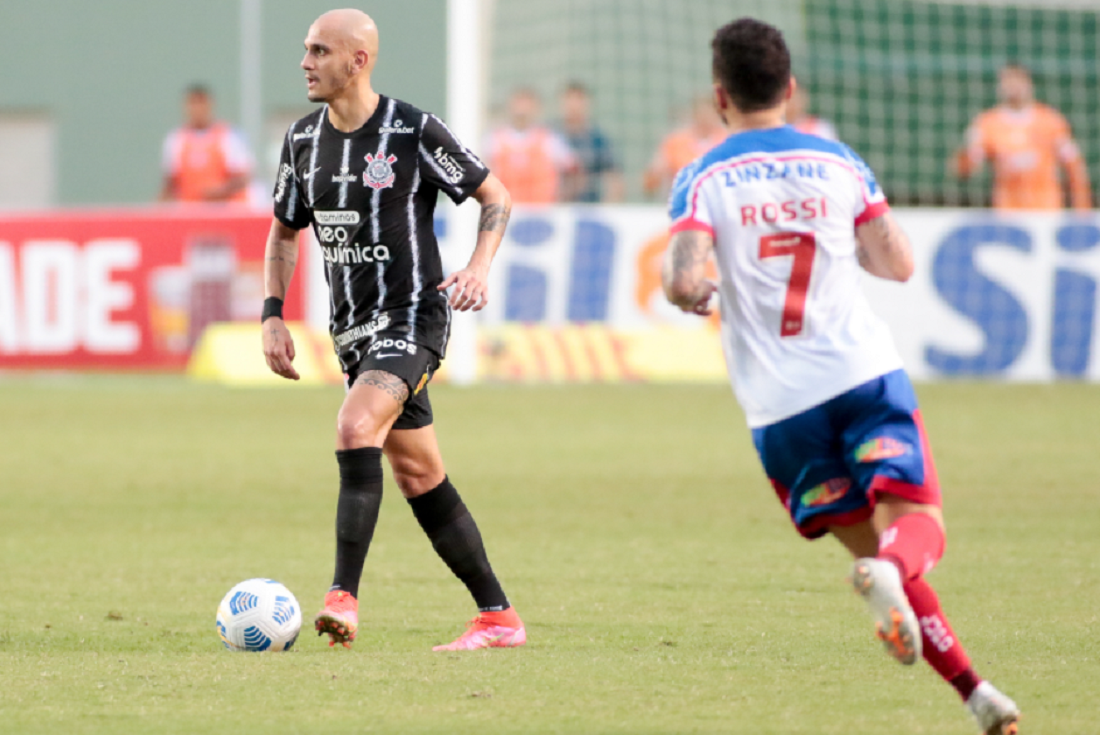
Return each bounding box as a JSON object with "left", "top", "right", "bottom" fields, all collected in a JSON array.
[
  {"left": 954, "top": 63, "right": 1091, "bottom": 210},
  {"left": 484, "top": 87, "right": 578, "bottom": 203},
  {"left": 787, "top": 86, "right": 838, "bottom": 140},
  {"left": 643, "top": 95, "right": 727, "bottom": 199},
  {"left": 160, "top": 84, "right": 253, "bottom": 203},
  {"left": 557, "top": 81, "right": 624, "bottom": 202}
]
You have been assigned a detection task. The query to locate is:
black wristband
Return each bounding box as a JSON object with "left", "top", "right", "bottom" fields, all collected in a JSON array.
[{"left": 261, "top": 297, "right": 284, "bottom": 322}]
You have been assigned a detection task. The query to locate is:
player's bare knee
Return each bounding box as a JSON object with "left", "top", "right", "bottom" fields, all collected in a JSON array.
[
  {"left": 335, "top": 414, "right": 373, "bottom": 448},
  {"left": 335, "top": 406, "right": 389, "bottom": 449}
]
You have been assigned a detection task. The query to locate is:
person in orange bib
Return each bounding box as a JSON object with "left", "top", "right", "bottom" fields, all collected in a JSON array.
[
  {"left": 484, "top": 88, "right": 578, "bottom": 204},
  {"left": 160, "top": 84, "right": 253, "bottom": 204},
  {"left": 955, "top": 63, "right": 1091, "bottom": 211},
  {"left": 643, "top": 96, "right": 728, "bottom": 199}
]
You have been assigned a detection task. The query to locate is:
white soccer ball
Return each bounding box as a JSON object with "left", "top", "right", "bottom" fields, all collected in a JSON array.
[{"left": 216, "top": 578, "right": 302, "bottom": 652}]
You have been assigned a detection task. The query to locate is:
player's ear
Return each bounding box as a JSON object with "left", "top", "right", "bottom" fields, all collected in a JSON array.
[
  {"left": 353, "top": 49, "right": 370, "bottom": 73},
  {"left": 787, "top": 76, "right": 798, "bottom": 102},
  {"left": 712, "top": 82, "right": 729, "bottom": 114}
]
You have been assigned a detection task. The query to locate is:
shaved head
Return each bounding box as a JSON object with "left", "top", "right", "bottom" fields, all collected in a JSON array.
[
  {"left": 302, "top": 9, "right": 380, "bottom": 104},
  {"left": 311, "top": 9, "right": 379, "bottom": 68}
]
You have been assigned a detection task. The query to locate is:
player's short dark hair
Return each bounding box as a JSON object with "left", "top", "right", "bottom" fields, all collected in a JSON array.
[
  {"left": 185, "top": 83, "right": 212, "bottom": 99},
  {"left": 711, "top": 18, "right": 791, "bottom": 112}
]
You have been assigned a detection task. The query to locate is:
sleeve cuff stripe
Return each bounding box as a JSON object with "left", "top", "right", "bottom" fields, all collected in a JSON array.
[
  {"left": 855, "top": 201, "right": 890, "bottom": 227},
  {"left": 670, "top": 219, "right": 715, "bottom": 236}
]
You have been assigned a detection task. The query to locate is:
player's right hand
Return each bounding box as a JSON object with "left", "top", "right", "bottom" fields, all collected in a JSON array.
[{"left": 262, "top": 317, "right": 301, "bottom": 380}]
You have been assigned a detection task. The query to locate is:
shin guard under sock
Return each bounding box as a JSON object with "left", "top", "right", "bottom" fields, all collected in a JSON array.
[
  {"left": 331, "top": 447, "right": 384, "bottom": 598},
  {"left": 903, "top": 576, "right": 981, "bottom": 701},
  {"left": 408, "top": 477, "right": 509, "bottom": 612},
  {"left": 878, "top": 512, "right": 945, "bottom": 581}
]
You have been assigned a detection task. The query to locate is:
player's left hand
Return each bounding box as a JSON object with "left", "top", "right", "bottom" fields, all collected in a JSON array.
[
  {"left": 438, "top": 264, "right": 490, "bottom": 312},
  {"left": 681, "top": 279, "right": 718, "bottom": 316}
]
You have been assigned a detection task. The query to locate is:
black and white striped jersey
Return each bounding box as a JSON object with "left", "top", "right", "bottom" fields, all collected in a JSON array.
[{"left": 273, "top": 95, "right": 488, "bottom": 366}]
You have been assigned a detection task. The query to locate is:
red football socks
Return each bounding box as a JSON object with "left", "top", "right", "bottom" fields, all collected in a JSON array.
[
  {"left": 903, "top": 576, "right": 980, "bottom": 700},
  {"left": 877, "top": 512, "right": 980, "bottom": 700},
  {"left": 877, "top": 512, "right": 945, "bottom": 581}
]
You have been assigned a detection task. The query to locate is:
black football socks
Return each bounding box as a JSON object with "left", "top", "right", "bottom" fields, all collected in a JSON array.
[
  {"left": 330, "top": 447, "right": 384, "bottom": 598},
  {"left": 407, "top": 477, "right": 510, "bottom": 612}
]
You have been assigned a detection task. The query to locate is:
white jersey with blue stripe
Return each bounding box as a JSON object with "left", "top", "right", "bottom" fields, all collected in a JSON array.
[{"left": 668, "top": 125, "right": 903, "bottom": 428}]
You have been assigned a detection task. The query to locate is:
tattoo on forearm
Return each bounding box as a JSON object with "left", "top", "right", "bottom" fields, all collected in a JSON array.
[
  {"left": 354, "top": 370, "right": 410, "bottom": 403},
  {"left": 478, "top": 203, "right": 511, "bottom": 234},
  {"left": 670, "top": 233, "right": 709, "bottom": 273},
  {"left": 663, "top": 231, "right": 712, "bottom": 304},
  {"left": 266, "top": 241, "right": 298, "bottom": 267},
  {"left": 863, "top": 216, "right": 894, "bottom": 244}
]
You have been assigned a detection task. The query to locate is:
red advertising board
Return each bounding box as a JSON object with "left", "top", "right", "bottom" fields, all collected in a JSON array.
[{"left": 0, "top": 207, "right": 305, "bottom": 370}]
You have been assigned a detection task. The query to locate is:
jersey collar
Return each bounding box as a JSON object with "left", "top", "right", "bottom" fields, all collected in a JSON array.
[{"left": 321, "top": 95, "right": 391, "bottom": 138}]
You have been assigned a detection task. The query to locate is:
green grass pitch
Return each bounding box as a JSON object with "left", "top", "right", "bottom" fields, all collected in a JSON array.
[{"left": 0, "top": 376, "right": 1097, "bottom": 734}]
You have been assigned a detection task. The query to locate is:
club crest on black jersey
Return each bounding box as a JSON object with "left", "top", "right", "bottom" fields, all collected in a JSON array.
[{"left": 273, "top": 95, "right": 489, "bottom": 367}]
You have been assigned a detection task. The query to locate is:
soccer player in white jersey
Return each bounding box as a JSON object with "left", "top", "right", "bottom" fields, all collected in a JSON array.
[{"left": 663, "top": 19, "right": 1020, "bottom": 735}]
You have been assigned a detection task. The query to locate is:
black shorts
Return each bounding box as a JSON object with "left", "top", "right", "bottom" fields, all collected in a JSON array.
[{"left": 342, "top": 334, "right": 441, "bottom": 431}]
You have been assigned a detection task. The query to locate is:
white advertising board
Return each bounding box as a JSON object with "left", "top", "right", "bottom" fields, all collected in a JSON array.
[{"left": 302, "top": 204, "right": 1100, "bottom": 382}]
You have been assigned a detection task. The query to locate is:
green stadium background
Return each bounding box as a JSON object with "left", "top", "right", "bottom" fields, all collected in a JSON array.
[
  {"left": 489, "top": 0, "right": 1100, "bottom": 206},
  {"left": 803, "top": 0, "right": 1100, "bottom": 206}
]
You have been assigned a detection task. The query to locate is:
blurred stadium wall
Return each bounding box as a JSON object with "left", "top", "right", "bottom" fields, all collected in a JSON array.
[{"left": 0, "top": 0, "right": 447, "bottom": 207}]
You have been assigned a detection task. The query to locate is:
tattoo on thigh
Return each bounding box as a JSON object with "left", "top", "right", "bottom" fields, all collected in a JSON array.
[{"left": 355, "top": 370, "right": 410, "bottom": 403}]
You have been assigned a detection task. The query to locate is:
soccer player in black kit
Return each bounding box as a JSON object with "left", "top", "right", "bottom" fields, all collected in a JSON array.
[{"left": 261, "top": 9, "right": 524, "bottom": 651}]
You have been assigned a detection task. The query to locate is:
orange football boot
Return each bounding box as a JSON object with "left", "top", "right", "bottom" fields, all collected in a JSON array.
[
  {"left": 315, "top": 589, "right": 358, "bottom": 649},
  {"left": 432, "top": 607, "right": 526, "bottom": 651}
]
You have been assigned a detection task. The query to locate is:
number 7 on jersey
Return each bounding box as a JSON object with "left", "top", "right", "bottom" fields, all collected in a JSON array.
[{"left": 759, "top": 232, "right": 816, "bottom": 337}]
